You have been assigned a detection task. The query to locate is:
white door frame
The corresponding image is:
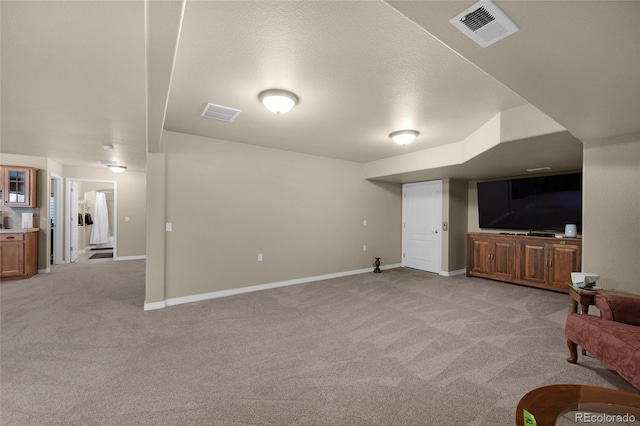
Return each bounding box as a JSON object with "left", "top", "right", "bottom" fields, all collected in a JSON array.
[
  {"left": 65, "top": 178, "right": 117, "bottom": 262},
  {"left": 402, "top": 180, "right": 443, "bottom": 274},
  {"left": 70, "top": 181, "right": 80, "bottom": 262},
  {"left": 50, "top": 173, "right": 64, "bottom": 265}
]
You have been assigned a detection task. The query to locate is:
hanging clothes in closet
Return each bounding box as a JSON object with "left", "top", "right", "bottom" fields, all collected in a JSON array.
[{"left": 89, "top": 192, "right": 110, "bottom": 244}]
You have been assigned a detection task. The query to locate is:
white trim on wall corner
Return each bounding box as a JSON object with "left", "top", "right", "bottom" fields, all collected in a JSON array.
[
  {"left": 143, "top": 263, "right": 403, "bottom": 311},
  {"left": 115, "top": 255, "right": 146, "bottom": 261},
  {"left": 440, "top": 268, "right": 467, "bottom": 277},
  {"left": 143, "top": 301, "right": 167, "bottom": 311},
  {"left": 37, "top": 268, "right": 51, "bottom": 274}
]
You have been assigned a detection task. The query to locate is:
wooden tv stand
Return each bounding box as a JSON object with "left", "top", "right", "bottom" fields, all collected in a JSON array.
[{"left": 466, "top": 233, "right": 582, "bottom": 293}]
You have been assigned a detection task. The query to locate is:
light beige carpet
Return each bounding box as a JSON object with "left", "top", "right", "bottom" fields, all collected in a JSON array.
[{"left": 1, "top": 261, "right": 637, "bottom": 425}]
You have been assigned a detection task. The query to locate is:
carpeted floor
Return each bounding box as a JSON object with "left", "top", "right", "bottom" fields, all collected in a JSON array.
[{"left": 1, "top": 262, "right": 637, "bottom": 425}]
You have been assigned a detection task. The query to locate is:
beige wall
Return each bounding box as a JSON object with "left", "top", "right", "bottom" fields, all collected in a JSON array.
[
  {"left": 444, "top": 179, "right": 468, "bottom": 272},
  {"left": 147, "top": 131, "right": 402, "bottom": 302},
  {"left": 582, "top": 137, "right": 640, "bottom": 294},
  {"left": 145, "top": 152, "right": 167, "bottom": 304}
]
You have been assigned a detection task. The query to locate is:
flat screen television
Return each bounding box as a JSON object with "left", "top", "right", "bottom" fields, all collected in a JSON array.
[{"left": 477, "top": 172, "right": 582, "bottom": 232}]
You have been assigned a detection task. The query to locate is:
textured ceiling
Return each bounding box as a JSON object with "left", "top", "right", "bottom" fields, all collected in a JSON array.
[
  {"left": 163, "top": 1, "right": 525, "bottom": 163},
  {"left": 1, "top": 1, "right": 147, "bottom": 171},
  {"left": 388, "top": 0, "right": 640, "bottom": 143},
  {"left": 1, "top": 1, "right": 638, "bottom": 176}
]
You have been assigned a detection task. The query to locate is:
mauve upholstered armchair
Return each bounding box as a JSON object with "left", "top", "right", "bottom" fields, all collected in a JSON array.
[{"left": 566, "top": 293, "right": 640, "bottom": 390}]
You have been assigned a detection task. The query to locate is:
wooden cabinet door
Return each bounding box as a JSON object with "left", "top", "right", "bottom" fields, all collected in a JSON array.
[
  {"left": 24, "top": 231, "right": 39, "bottom": 277},
  {"left": 469, "top": 237, "right": 491, "bottom": 275},
  {"left": 0, "top": 241, "right": 25, "bottom": 277},
  {"left": 2, "top": 166, "right": 37, "bottom": 207},
  {"left": 548, "top": 243, "right": 581, "bottom": 289},
  {"left": 518, "top": 240, "right": 547, "bottom": 286},
  {"left": 492, "top": 239, "right": 516, "bottom": 280}
]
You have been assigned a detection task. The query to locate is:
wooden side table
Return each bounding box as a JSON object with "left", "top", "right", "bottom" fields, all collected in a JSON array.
[
  {"left": 568, "top": 285, "right": 599, "bottom": 315},
  {"left": 568, "top": 286, "right": 599, "bottom": 356}
]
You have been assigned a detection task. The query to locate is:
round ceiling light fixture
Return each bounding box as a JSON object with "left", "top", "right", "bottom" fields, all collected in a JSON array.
[
  {"left": 389, "top": 130, "right": 419, "bottom": 145},
  {"left": 107, "top": 165, "right": 127, "bottom": 173},
  {"left": 258, "top": 89, "right": 298, "bottom": 114}
]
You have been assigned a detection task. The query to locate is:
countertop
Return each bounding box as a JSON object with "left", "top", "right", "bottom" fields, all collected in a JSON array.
[{"left": 0, "top": 228, "right": 39, "bottom": 234}]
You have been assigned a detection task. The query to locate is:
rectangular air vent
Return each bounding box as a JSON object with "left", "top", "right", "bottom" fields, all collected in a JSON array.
[
  {"left": 201, "top": 103, "right": 242, "bottom": 122},
  {"left": 450, "top": 0, "right": 518, "bottom": 48}
]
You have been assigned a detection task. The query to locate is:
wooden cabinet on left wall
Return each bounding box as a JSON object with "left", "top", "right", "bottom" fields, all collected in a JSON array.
[
  {"left": 0, "top": 231, "right": 38, "bottom": 279},
  {"left": 1, "top": 166, "right": 38, "bottom": 207}
]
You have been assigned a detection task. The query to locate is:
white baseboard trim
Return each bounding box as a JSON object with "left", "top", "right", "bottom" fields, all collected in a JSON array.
[
  {"left": 38, "top": 268, "right": 51, "bottom": 274},
  {"left": 143, "top": 300, "right": 167, "bottom": 311},
  {"left": 440, "top": 268, "right": 467, "bottom": 277},
  {"left": 115, "top": 255, "right": 146, "bottom": 261},
  {"left": 144, "top": 263, "right": 403, "bottom": 311}
]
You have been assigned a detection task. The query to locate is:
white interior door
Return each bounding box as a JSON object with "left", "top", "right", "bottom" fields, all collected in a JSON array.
[
  {"left": 70, "top": 182, "right": 79, "bottom": 262},
  {"left": 402, "top": 180, "right": 442, "bottom": 273}
]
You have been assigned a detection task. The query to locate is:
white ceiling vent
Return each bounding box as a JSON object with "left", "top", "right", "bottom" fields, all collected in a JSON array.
[
  {"left": 450, "top": 0, "right": 518, "bottom": 48},
  {"left": 201, "top": 103, "right": 242, "bottom": 122}
]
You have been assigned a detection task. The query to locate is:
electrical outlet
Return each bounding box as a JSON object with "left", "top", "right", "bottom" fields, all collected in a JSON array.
[
  {"left": 125, "top": 217, "right": 130, "bottom": 222},
  {"left": 363, "top": 219, "right": 367, "bottom": 226},
  {"left": 363, "top": 245, "right": 367, "bottom": 251},
  {"left": 165, "top": 222, "right": 172, "bottom": 232},
  {"left": 258, "top": 253, "right": 263, "bottom": 261}
]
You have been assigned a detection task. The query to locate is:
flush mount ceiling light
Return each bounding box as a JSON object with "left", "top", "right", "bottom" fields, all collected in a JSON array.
[
  {"left": 107, "top": 165, "right": 127, "bottom": 173},
  {"left": 258, "top": 89, "right": 298, "bottom": 114},
  {"left": 390, "top": 130, "right": 419, "bottom": 145},
  {"left": 103, "top": 144, "right": 114, "bottom": 151}
]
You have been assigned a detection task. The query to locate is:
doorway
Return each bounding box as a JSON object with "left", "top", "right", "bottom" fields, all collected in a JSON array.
[
  {"left": 65, "top": 178, "right": 117, "bottom": 263},
  {"left": 402, "top": 180, "right": 443, "bottom": 273},
  {"left": 50, "top": 174, "right": 64, "bottom": 265}
]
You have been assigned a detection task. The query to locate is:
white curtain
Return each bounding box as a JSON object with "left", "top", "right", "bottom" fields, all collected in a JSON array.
[{"left": 90, "top": 192, "right": 110, "bottom": 244}]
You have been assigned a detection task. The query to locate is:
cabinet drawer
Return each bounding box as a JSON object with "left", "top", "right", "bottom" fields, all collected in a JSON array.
[{"left": 0, "top": 233, "right": 26, "bottom": 242}]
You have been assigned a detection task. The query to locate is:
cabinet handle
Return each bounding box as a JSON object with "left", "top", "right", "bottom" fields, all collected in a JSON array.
[{"left": 5, "top": 236, "right": 15, "bottom": 240}]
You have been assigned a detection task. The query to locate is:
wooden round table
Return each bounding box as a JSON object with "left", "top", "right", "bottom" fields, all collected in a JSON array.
[{"left": 516, "top": 384, "right": 640, "bottom": 425}]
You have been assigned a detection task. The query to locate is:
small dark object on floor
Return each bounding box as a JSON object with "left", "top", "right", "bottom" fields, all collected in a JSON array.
[
  {"left": 89, "top": 252, "right": 113, "bottom": 259},
  {"left": 373, "top": 257, "right": 381, "bottom": 273}
]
